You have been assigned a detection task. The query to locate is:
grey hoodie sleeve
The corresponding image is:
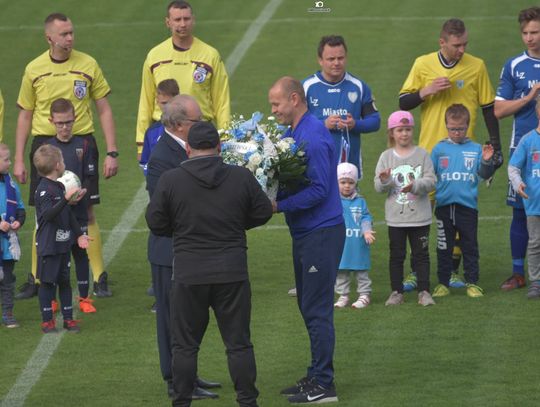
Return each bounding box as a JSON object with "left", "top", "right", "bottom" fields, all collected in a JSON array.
[
  {"left": 374, "top": 150, "right": 394, "bottom": 193},
  {"left": 508, "top": 164, "right": 524, "bottom": 191},
  {"left": 411, "top": 150, "right": 436, "bottom": 196}
]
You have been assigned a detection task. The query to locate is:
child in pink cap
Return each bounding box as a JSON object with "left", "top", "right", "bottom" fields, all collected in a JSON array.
[{"left": 374, "top": 111, "right": 436, "bottom": 306}]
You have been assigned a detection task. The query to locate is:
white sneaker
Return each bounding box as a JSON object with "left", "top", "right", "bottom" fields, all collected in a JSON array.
[
  {"left": 385, "top": 291, "right": 404, "bottom": 306},
  {"left": 334, "top": 295, "right": 349, "bottom": 308},
  {"left": 351, "top": 294, "right": 370, "bottom": 309},
  {"left": 287, "top": 287, "right": 297, "bottom": 297},
  {"left": 418, "top": 290, "right": 436, "bottom": 306}
]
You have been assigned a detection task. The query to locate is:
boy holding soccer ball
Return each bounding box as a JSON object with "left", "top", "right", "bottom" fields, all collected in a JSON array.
[
  {"left": 44, "top": 98, "right": 98, "bottom": 313},
  {"left": 33, "top": 144, "right": 90, "bottom": 333}
]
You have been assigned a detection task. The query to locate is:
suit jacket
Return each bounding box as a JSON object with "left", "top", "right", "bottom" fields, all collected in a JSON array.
[{"left": 146, "top": 131, "right": 188, "bottom": 266}]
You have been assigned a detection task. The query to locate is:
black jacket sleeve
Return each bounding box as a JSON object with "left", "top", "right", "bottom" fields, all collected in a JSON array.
[
  {"left": 146, "top": 173, "right": 174, "bottom": 237},
  {"left": 399, "top": 92, "right": 423, "bottom": 110}
]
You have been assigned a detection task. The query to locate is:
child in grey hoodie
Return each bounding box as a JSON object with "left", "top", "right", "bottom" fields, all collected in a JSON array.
[{"left": 374, "top": 111, "right": 436, "bottom": 306}]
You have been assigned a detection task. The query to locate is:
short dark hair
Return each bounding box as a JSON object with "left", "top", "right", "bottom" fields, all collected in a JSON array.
[
  {"left": 317, "top": 35, "right": 347, "bottom": 58},
  {"left": 33, "top": 144, "right": 63, "bottom": 177},
  {"left": 445, "top": 103, "right": 470, "bottom": 125},
  {"left": 44, "top": 13, "right": 69, "bottom": 26},
  {"left": 440, "top": 18, "right": 466, "bottom": 39},
  {"left": 167, "top": 1, "right": 192, "bottom": 15},
  {"left": 50, "top": 98, "right": 75, "bottom": 117},
  {"left": 518, "top": 7, "right": 540, "bottom": 28},
  {"left": 157, "top": 79, "right": 180, "bottom": 97}
]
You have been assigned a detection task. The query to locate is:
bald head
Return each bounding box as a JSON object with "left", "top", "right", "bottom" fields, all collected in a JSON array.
[
  {"left": 270, "top": 76, "right": 306, "bottom": 104},
  {"left": 268, "top": 76, "right": 307, "bottom": 128}
]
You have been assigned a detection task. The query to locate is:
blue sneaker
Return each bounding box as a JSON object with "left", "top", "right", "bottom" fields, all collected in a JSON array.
[
  {"left": 449, "top": 272, "right": 466, "bottom": 288},
  {"left": 403, "top": 273, "right": 417, "bottom": 292}
]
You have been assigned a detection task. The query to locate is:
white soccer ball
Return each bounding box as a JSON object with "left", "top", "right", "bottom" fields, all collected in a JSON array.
[{"left": 58, "top": 170, "right": 81, "bottom": 201}]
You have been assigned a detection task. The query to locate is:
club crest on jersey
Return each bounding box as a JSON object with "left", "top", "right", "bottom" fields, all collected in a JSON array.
[
  {"left": 456, "top": 80, "right": 464, "bottom": 89},
  {"left": 349, "top": 206, "right": 362, "bottom": 225},
  {"left": 533, "top": 151, "right": 540, "bottom": 163},
  {"left": 347, "top": 91, "right": 358, "bottom": 103},
  {"left": 73, "top": 80, "right": 87, "bottom": 100},
  {"left": 76, "top": 148, "right": 83, "bottom": 161},
  {"left": 193, "top": 66, "right": 208, "bottom": 83},
  {"left": 439, "top": 156, "right": 449, "bottom": 169},
  {"left": 464, "top": 156, "right": 475, "bottom": 170}
]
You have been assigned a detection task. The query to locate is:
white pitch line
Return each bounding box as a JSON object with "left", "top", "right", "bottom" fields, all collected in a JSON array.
[
  {"left": 1, "top": 1, "right": 284, "bottom": 406},
  {"left": 0, "top": 15, "right": 515, "bottom": 31}
]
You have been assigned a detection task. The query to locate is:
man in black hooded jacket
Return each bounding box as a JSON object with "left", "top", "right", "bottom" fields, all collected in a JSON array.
[{"left": 146, "top": 121, "right": 272, "bottom": 407}]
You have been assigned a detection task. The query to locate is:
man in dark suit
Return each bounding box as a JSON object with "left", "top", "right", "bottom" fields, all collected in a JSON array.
[
  {"left": 146, "top": 94, "right": 220, "bottom": 400},
  {"left": 146, "top": 121, "right": 273, "bottom": 407}
]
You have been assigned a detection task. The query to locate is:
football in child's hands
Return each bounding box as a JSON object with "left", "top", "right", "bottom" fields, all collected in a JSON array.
[{"left": 58, "top": 170, "right": 81, "bottom": 201}]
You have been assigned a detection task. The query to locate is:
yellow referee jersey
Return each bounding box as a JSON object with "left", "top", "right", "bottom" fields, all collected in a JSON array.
[
  {"left": 17, "top": 50, "right": 111, "bottom": 136},
  {"left": 0, "top": 89, "right": 4, "bottom": 141},
  {"left": 400, "top": 52, "right": 495, "bottom": 152},
  {"left": 136, "top": 37, "right": 230, "bottom": 152}
]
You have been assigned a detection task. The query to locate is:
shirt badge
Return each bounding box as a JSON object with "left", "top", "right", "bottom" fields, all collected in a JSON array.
[
  {"left": 347, "top": 91, "right": 358, "bottom": 103},
  {"left": 73, "top": 80, "right": 87, "bottom": 100},
  {"left": 533, "top": 151, "right": 540, "bottom": 163},
  {"left": 76, "top": 148, "right": 84, "bottom": 161},
  {"left": 193, "top": 65, "right": 208, "bottom": 83},
  {"left": 464, "top": 156, "right": 475, "bottom": 170},
  {"left": 439, "top": 156, "right": 449, "bottom": 169},
  {"left": 456, "top": 80, "right": 464, "bottom": 89}
]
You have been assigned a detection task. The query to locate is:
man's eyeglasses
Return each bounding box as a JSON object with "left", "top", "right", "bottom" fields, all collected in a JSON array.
[
  {"left": 184, "top": 118, "right": 202, "bottom": 123},
  {"left": 53, "top": 120, "right": 75, "bottom": 128},
  {"left": 447, "top": 127, "right": 467, "bottom": 133}
]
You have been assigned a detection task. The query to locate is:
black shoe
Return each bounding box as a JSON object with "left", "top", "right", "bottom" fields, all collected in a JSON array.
[
  {"left": 192, "top": 386, "right": 219, "bottom": 400},
  {"left": 15, "top": 274, "right": 39, "bottom": 300},
  {"left": 196, "top": 377, "right": 222, "bottom": 389},
  {"left": 281, "top": 377, "right": 314, "bottom": 396},
  {"left": 287, "top": 383, "right": 338, "bottom": 404},
  {"left": 150, "top": 302, "right": 157, "bottom": 313},
  {"left": 93, "top": 272, "right": 112, "bottom": 297}
]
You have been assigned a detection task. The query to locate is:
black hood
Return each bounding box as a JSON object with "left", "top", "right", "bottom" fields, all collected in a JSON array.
[{"left": 180, "top": 155, "right": 230, "bottom": 189}]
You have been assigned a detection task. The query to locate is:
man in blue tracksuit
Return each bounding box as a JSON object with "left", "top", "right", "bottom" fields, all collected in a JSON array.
[{"left": 268, "top": 76, "right": 345, "bottom": 404}]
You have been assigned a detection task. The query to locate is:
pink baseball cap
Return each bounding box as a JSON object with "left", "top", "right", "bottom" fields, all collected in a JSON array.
[{"left": 387, "top": 111, "right": 414, "bottom": 130}]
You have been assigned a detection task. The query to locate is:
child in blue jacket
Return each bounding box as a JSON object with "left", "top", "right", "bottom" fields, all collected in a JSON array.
[{"left": 334, "top": 163, "right": 375, "bottom": 309}]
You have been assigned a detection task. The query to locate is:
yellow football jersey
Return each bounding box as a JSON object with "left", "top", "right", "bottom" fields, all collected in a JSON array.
[
  {"left": 400, "top": 52, "right": 495, "bottom": 152},
  {"left": 136, "top": 37, "right": 230, "bottom": 152},
  {"left": 17, "top": 50, "right": 111, "bottom": 136},
  {"left": 0, "top": 89, "right": 4, "bottom": 141}
]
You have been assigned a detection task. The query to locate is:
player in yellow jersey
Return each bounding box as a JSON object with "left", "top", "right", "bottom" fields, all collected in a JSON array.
[
  {"left": 398, "top": 18, "right": 503, "bottom": 291},
  {"left": 14, "top": 13, "right": 118, "bottom": 299},
  {"left": 135, "top": 0, "right": 230, "bottom": 158}
]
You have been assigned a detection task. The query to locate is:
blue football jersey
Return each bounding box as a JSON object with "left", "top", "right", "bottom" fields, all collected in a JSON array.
[
  {"left": 431, "top": 139, "right": 485, "bottom": 210},
  {"left": 509, "top": 129, "right": 540, "bottom": 216},
  {"left": 496, "top": 52, "right": 540, "bottom": 149},
  {"left": 303, "top": 71, "right": 378, "bottom": 175}
]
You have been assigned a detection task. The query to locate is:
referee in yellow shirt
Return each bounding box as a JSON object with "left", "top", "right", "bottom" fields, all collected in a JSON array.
[
  {"left": 14, "top": 13, "right": 118, "bottom": 299},
  {"left": 398, "top": 18, "right": 503, "bottom": 291},
  {"left": 135, "top": 0, "right": 230, "bottom": 157}
]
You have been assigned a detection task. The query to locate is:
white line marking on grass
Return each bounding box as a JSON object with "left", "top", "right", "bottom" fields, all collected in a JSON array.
[
  {"left": 1, "top": 1, "right": 283, "bottom": 405},
  {"left": 0, "top": 15, "right": 515, "bottom": 31}
]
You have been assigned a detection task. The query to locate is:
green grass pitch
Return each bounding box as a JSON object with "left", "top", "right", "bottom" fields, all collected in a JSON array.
[{"left": 0, "top": 0, "right": 539, "bottom": 406}]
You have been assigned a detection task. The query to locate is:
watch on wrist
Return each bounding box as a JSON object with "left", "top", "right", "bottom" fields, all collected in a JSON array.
[{"left": 106, "top": 151, "right": 119, "bottom": 158}]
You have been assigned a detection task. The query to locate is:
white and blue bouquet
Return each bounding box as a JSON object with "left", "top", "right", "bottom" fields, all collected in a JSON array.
[{"left": 220, "top": 112, "right": 307, "bottom": 199}]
